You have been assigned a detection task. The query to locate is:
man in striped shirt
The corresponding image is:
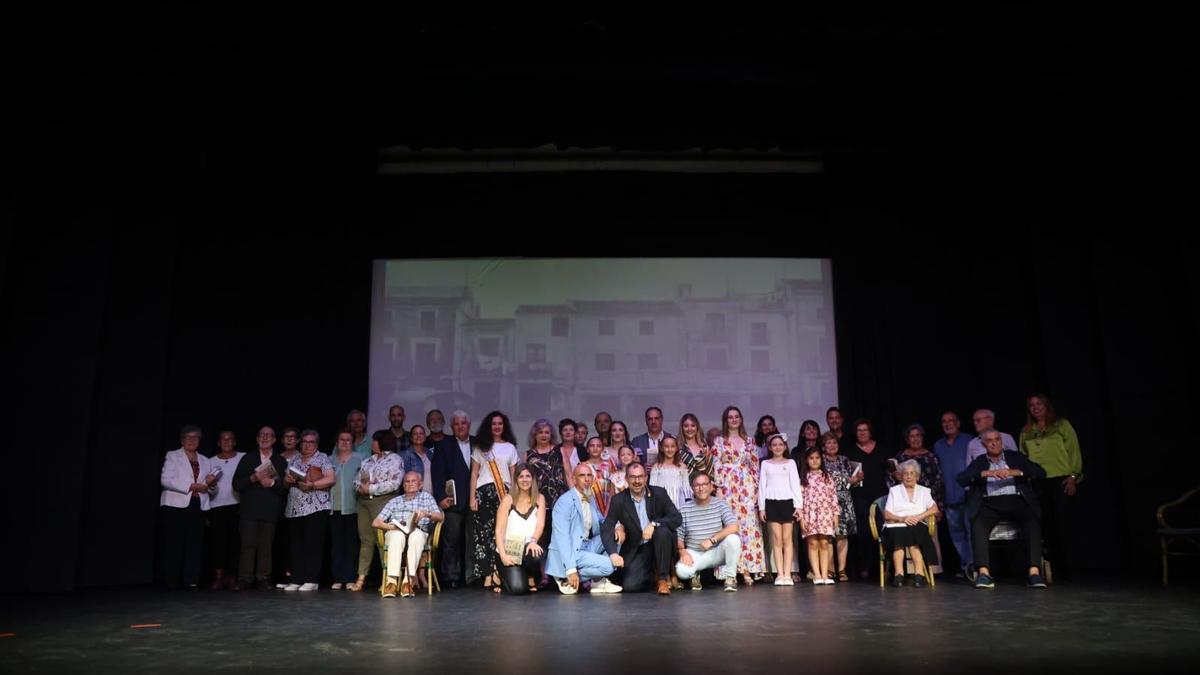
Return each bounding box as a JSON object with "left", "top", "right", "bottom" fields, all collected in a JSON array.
[{"left": 675, "top": 473, "right": 741, "bottom": 591}]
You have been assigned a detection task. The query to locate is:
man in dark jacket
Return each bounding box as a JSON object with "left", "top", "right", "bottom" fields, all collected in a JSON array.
[
  {"left": 431, "top": 410, "right": 474, "bottom": 587},
  {"left": 601, "top": 462, "right": 683, "bottom": 595},
  {"left": 232, "top": 426, "right": 289, "bottom": 590},
  {"left": 957, "top": 429, "right": 1048, "bottom": 589}
]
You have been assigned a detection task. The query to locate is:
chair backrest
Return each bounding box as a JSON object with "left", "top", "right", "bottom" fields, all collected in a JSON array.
[{"left": 868, "top": 495, "right": 888, "bottom": 540}]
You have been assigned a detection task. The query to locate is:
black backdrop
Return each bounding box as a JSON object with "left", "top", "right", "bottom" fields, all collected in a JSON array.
[{"left": 5, "top": 10, "right": 1197, "bottom": 593}]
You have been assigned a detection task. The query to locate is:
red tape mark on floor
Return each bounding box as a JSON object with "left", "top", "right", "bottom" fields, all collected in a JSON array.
[
  {"left": 0, "top": 633, "right": 15, "bottom": 638},
  {"left": 130, "top": 624, "right": 162, "bottom": 629}
]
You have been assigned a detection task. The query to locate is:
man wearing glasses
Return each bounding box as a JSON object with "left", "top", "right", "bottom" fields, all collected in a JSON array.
[{"left": 232, "top": 426, "right": 289, "bottom": 590}]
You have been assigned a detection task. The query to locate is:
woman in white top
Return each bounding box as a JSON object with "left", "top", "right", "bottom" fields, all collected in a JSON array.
[
  {"left": 494, "top": 466, "right": 547, "bottom": 594},
  {"left": 757, "top": 433, "right": 803, "bottom": 586},
  {"left": 468, "top": 411, "right": 520, "bottom": 590},
  {"left": 159, "top": 425, "right": 217, "bottom": 590},
  {"left": 206, "top": 430, "right": 245, "bottom": 590},
  {"left": 882, "top": 459, "right": 939, "bottom": 588}
]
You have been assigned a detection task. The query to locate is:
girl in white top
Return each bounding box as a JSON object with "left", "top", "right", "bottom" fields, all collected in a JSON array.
[
  {"left": 757, "top": 433, "right": 803, "bottom": 586},
  {"left": 649, "top": 436, "right": 693, "bottom": 509},
  {"left": 494, "top": 466, "right": 547, "bottom": 594}
]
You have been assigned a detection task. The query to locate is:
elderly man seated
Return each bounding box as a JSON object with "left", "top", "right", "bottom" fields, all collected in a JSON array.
[
  {"left": 545, "top": 463, "right": 621, "bottom": 594},
  {"left": 372, "top": 471, "right": 443, "bottom": 598},
  {"left": 957, "top": 429, "right": 1048, "bottom": 589},
  {"left": 674, "top": 473, "right": 741, "bottom": 592}
]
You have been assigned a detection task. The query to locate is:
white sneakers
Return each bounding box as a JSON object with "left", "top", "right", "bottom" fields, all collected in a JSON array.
[
  {"left": 589, "top": 578, "right": 623, "bottom": 594},
  {"left": 283, "top": 583, "right": 301, "bottom": 591},
  {"left": 556, "top": 578, "right": 578, "bottom": 595},
  {"left": 812, "top": 578, "right": 835, "bottom": 586},
  {"left": 298, "top": 583, "right": 319, "bottom": 592}
]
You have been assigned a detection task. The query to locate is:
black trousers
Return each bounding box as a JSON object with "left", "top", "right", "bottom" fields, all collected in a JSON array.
[
  {"left": 206, "top": 504, "right": 240, "bottom": 574},
  {"left": 498, "top": 550, "right": 547, "bottom": 594},
  {"left": 161, "top": 500, "right": 204, "bottom": 589},
  {"left": 971, "top": 495, "right": 1043, "bottom": 571},
  {"left": 288, "top": 512, "right": 328, "bottom": 585},
  {"left": 329, "top": 512, "right": 360, "bottom": 584},
  {"left": 616, "top": 526, "right": 676, "bottom": 592},
  {"left": 238, "top": 518, "right": 276, "bottom": 583},
  {"left": 1032, "top": 478, "right": 1070, "bottom": 572},
  {"left": 440, "top": 509, "right": 469, "bottom": 585},
  {"left": 851, "top": 492, "right": 880, "bottom": 578}
]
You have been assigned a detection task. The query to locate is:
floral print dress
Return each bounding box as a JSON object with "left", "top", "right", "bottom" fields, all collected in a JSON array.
[
  {"left": 713, "top": 436, "right": 764, "bottom": 575},
  {"left": 800, "top": 470, "right": 838, "bottom": 537}
]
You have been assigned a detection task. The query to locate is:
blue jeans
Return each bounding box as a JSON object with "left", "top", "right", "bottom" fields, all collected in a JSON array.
[{"left": 944, "top": 504, "right": 972, "bottom": 572}]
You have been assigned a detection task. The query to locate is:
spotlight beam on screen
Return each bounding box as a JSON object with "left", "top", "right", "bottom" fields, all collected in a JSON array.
[{"left": 368, "top": 258, "right": 836, "bottom": 442}]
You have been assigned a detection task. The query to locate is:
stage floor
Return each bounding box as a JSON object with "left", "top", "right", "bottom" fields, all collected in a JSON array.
[{"left": 2, "top": 577, "right": 1197, "bottom": 673}]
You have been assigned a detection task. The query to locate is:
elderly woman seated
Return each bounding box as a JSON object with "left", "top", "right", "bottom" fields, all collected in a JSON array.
[{"left": 882, "top": 459, "right": 939, "bottom": 587}]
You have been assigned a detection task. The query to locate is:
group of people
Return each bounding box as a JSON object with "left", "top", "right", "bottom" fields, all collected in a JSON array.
[{"left": 159, "top": 394, "right": 1082, "bottom": 595}]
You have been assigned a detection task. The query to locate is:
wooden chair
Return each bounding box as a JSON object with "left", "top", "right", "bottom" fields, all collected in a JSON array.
[
  {"left": 377, "top": 520, "right": 444, "bottom": 596},
  {"left": 869, "top": 495, "right": 936, "bottom": 588},
  {"left": 1158, "top": 485, "right": 1200, "bottom": 587}
]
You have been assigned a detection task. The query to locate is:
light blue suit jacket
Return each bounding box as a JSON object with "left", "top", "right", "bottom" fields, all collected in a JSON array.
[{"left": 544, "top": 489, "right": 605, "bottom": 578}]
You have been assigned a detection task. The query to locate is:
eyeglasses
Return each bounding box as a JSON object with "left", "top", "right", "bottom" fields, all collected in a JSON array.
[{"left": 301, "top": 440, "right": 318, "bottom": 445}]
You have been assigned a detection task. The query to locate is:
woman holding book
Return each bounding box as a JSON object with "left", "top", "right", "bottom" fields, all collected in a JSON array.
[
  {"left": 282, "top": 429, "right": 335, "bottom": 591},
  {"left": 159, "top": 425, "right": 217, "bottom": 590},
  {"left": 494, "top": 466, "right": 547, "bottom": 594},
  {"left": 817, "top": 432, "right": 857, "bottom": 581}
]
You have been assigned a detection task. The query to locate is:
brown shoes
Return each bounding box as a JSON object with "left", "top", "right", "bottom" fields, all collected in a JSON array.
[
  {"left": 400, "top": 579, "right": 414, "bottom": 598},
  {"left": 657, "top": 579, "right": 671, "bottom": 596},
  {"left": 382, "top": 578, "right": 398, "bottom": 598}
]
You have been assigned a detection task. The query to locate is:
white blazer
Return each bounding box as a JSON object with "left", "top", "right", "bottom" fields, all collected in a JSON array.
[{"left": 160, "top": 448, "right": 213, "bottom": 510}]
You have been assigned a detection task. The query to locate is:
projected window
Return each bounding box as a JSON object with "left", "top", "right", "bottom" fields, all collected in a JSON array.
[
  {"left": 479, "top": 337, "right": 500, "bottom": 357},
  {"left": 552, "top": 317, "right": 569, "bottom": 337},
  {"left": 370, "top": 258, "right": 836, "bottom": 436}
]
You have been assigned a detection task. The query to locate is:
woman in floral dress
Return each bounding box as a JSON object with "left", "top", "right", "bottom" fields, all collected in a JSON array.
[
  {"left": 817, "top": 432, "right": 857, "bottom": 581},
  {"left": 713, "top": 406, "right": 764, "bottom": 584}
]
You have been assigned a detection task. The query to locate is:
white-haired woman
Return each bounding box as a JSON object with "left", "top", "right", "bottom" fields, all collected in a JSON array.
[{"left": 881, "top": 459, "right": 939, "bottom": 588}]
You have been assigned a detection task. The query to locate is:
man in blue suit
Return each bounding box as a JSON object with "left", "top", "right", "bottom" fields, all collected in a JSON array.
[
  {"left": 545, "top": 463, "right": 621, "bottom": 594},
  {"left": 431, "top": 410, "right": 474, "bottom": 588}
]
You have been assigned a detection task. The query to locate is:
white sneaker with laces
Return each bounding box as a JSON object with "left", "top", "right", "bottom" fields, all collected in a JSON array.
[
  {"left": 556, "top": 578, "right": 578, "bottom": 595},
  {"left": 589, "top": 578, "right": 623, "bottom": 594},
  {"left": 283, "top": 584, "right": 301, "bottom": 591},
  {"left": 298, "top": 583, "right": 318, "bottom": 592}
]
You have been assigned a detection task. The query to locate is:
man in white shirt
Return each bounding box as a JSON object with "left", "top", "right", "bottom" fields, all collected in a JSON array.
[
  {"left": 967, "top": 409, "right": 1018, "bottom": 462},
  {"left": 431, "top": 410, "right": 474, "bottom": 587},
  {"left": 631, "top": 406, "right": 674, "bottom": 466}
]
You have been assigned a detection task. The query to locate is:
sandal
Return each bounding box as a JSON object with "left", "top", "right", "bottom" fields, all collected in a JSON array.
[
  {"left": 347, "top": 577, "right": 365, "bottom": 592},
  {"left": 741, "top": 572, "right": 754, "bottom": 587},
  {"left": 837, "top": 570, "right": 849, "bottom": 583}
]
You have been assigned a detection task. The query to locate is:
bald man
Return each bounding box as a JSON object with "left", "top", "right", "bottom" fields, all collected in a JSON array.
[{"left": 544, "top": 463, "right": 621, "bottom": 594}]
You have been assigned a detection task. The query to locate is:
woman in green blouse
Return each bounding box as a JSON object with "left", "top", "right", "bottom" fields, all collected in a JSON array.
[{"left": 1019, "top": 393, "right": 1082, "bottom": 574}]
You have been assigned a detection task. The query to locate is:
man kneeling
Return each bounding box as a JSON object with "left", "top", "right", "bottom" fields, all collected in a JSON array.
[
  {"left": 544, "top": 463, "right": 620, "bottom": 594},
  {"left": 675, "top": 473, "right": 741, "bottom": 592},
  {"left": 602, "top": 463, "right": 682, "bottom": 595}
]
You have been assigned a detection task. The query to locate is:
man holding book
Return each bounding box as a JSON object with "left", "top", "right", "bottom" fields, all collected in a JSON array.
[
  {"left": 373, "top": 471, "right": 443, "bottom": 597},
  {"left": 232, "top": 426, "right": 289, "bottom": 590}
]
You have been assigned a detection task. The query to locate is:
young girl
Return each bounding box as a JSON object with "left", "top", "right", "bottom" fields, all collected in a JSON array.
[
  {"left": 800, "top": 447, "right": 839, "bottom": 585},
  {"left": 583, "top": 436, "right": 618, "bottom": 516},
  {"left": 757, "top": 433, "right": 802, "bottom": 586},
  {"left": 609, "top": 445, "right": 638, "bottom": 493}
]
